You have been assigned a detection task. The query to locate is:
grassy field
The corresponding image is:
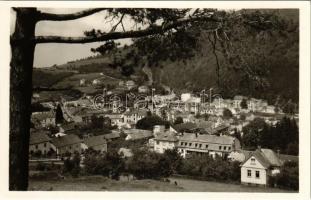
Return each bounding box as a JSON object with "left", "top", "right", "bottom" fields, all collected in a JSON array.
[
  {"left": 28, "top": 175, "right": 294, "bottom": 192},
  {"left": 28, "top": 176, "right": 183, "bottom": 191}
]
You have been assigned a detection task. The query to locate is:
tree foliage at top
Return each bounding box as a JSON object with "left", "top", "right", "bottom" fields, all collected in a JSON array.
[{"left": 89, "top": 9, "right": 298, "bottom": 109}]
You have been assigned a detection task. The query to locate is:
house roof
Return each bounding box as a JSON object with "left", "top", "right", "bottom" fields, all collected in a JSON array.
[
  {"left": 171, "top": 122, "right": 197, "bottom": 132},
  {"left": 196, "top": 121, "right": 214, "bottom": 129},
  {"left": 61, "top": 122, "right": 77, "bottom": 131},
  {"left": 242, "top": 148, "right": 282, "bottom": 169},
  {"left": 51, "top": 134, "right": 82, "bottom": 148},
  {"left": 124, "top": 129, "right": 153, "bottom": 140},
  {"left": 214, "top": 124, "right": 229, "bottom": 132},
  {"left": 102, "top": 131, "right": 121, "bottom": 140},
  {"left": 84, "top": 135, "right": 107, "bottom": 148},
  {"left": 154, "top": 132, "right": 179, "bottom": 142},
  {"left": 31, "top": 111, "right": 54, "bottom": 121},
  {"left": 178, "top": 133, "right": 237, "bottom": 152},
  {"left": 30, "top": 132, "right": 51, "bottom": 145},
  {"left": 179, "top": 134, "right": 236, "bottom": 145},
  {"left": 124, "top": 109, "right": 148, "bottom": 117}
]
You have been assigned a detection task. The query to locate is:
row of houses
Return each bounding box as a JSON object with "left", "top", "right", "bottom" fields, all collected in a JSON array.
[
  {"left": 152, "top": 130, "right": 240, "bottom": 159},
  {"left": 150, "top": 127, "right": 298, "bottom": 186},
  {"left": 29, "top": 131, "right": 118, "bottom": 157}
]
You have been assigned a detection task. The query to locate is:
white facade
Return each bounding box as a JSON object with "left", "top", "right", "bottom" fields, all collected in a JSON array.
[
  {"left": 241, "top": 156, "right": 267, "bottom": 185},
  {"left": 154, "top": 140, "right": 178, "bottom": 154},
  {"left": 29, "top": 142, "right": 56, "bottom": 155}
]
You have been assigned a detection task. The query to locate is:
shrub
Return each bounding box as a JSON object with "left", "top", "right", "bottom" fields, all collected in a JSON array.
[
  {"left": 269, "top": 161, "right": 299, "bottom": 191},
  {"left": 63, "top": 153, "right": 81, "bottom": 177}
]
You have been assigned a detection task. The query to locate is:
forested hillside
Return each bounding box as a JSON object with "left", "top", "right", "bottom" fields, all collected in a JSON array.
[{"left": 33, "top": 9, "right": 298, "bottom": 111}]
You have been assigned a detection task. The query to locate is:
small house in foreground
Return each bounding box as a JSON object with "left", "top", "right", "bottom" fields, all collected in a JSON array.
[{"left": 240, "top": 148, "right": 282, "bottom": 186}]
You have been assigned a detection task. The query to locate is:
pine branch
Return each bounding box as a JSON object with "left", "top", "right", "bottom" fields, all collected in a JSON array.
[
  {"left": 37, "top": 8, "right": 106, "bottom": 21},
  {"left": 35, "top": 15, "right": 219, "bottom": 44}
]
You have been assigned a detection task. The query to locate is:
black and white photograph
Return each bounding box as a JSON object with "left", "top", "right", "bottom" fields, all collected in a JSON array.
[{"left": 0, "top": 1, "right": 310, "bottom": 198}]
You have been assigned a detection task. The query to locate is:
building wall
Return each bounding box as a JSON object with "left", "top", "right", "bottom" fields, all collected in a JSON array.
[
  {"left": 29, "top": 142, "right": 56, "bottom": 155},
  {"left": 154, "top": 140, "right": 177, "bottom": 154},
  {"left": 57, "top": 143, "right": 82, "bottom": 155},
  {"left": 241, "top": 156, "right": 267, "bottom": 185}
]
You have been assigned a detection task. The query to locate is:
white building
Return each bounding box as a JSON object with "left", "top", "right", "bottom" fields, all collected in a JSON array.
[
  {"left": 153, "top": 132, "right": 179, "bottom": 154},
  {"left": 177, "top": 133, "right": 240, "bottom": 158},
  {"left": 240, "top": 148, "right": 282, "bottom": 186}
]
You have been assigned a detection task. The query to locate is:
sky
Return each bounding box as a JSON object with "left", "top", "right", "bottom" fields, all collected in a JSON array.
[{"left": 10, "top": 8, "right": 134, "bottom": 68}]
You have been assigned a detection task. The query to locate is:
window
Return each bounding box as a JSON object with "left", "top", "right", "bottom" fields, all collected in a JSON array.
[
  {"left": 185, "top": 142, "right": 188, "bottom": 146},
  {"left": 224, "top": 146, "right": 227, "bottom": 150},
  {"left": 199, "top": 144, "right": 202, "bottom": 148},
  {"left": 156, "top": 141, "right": 160, "bottom": 145},
  {"left": 189, "top": 143, "right": 192, "bottom": 146},
  {"left": 181, "top": 142, "right": 184, "bottom": 146},
  {"left": 219, "top": 146, "right": 222, "bottom": 150},
  {"left": 206, "top": 144, "right": 209, "bottom": 148},
  {"left": 44, "top": 143, "right": 47, "bottom": 147},
  {"left": 228, "top": 147, "right": 231, "bottom": 151},
  {"left": 35, "top": 145, "right": 38, "bottom": 149},
  {"left": 195, "top": 143, "right": 198, "bottom": 147},
  {"left": 69, "top": 146, "right": 72, "bottom": 150},
  {"left": 251, "top": 158, "right": 256, "bottom": 164},
  {"left": 255, "top": 171, "right": 260, "bottom": 178},
  {"left": 247, "top": 170, "right": 252, "bottom": 177}
]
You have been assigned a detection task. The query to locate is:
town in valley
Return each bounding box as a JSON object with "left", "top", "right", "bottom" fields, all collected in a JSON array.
[
  {"left": 10, "top": 7, "right": 299, "bottom": 192},
  {"left": 30, "top": 75, "right": 299, "bottom": 191}
]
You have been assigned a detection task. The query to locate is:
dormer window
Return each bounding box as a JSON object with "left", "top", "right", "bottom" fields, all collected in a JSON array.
[{"left": 251, "top": 158, "right": 256, "bottom": 165}]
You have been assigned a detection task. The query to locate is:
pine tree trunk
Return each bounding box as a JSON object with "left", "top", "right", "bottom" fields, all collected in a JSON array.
[{"left": 10, "top": 8, "right": 37, "bottom": 191}]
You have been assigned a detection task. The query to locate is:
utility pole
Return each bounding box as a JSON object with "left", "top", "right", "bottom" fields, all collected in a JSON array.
[
  {"left": 209, "top": 88, "right": 213, "bottom": 106},
  {"left": 151, "top": 88, "right": 155, "bottom": 113}
]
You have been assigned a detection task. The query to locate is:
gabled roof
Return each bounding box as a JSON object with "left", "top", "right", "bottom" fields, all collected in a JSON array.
[
  {"left": 102, "top": 131, "right": 120, "bottom": 140},
  {"left": 242, "top": 148, "right": 282, "bottom": 169},
  {"left": 171, "top": 122, "right": 197, "bottom": 132},
  {"left": 30, "top": 132, "right": 51, "bottom": 145},
  {"left": 31, "top": 111, "right": 54, "bottom": 121},
  {"left": 179, "top": 134, "right": 236, "bottom": 145},
  {"left": 52, "top": 134, "right": 82, "bottom": 148},
  {"left": 154, "top": 132, "right": 179, "bottom": 142},
  {"left": 124, "top": 109, "right": 148, "bottom": 117},
  {"left": 61, "top": 122, "right": 76, "bottom": 131},
  {"left": 84, "top": 135, "right": 107, "bottom": 148},
  {"left": 124, "top": 129, "right": 153, "bottom": 140}
]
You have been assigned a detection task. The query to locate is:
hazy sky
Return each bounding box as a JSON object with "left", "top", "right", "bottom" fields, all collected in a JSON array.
[{"left": 11, "top": 8, "right": 133, "bottom": 68}]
